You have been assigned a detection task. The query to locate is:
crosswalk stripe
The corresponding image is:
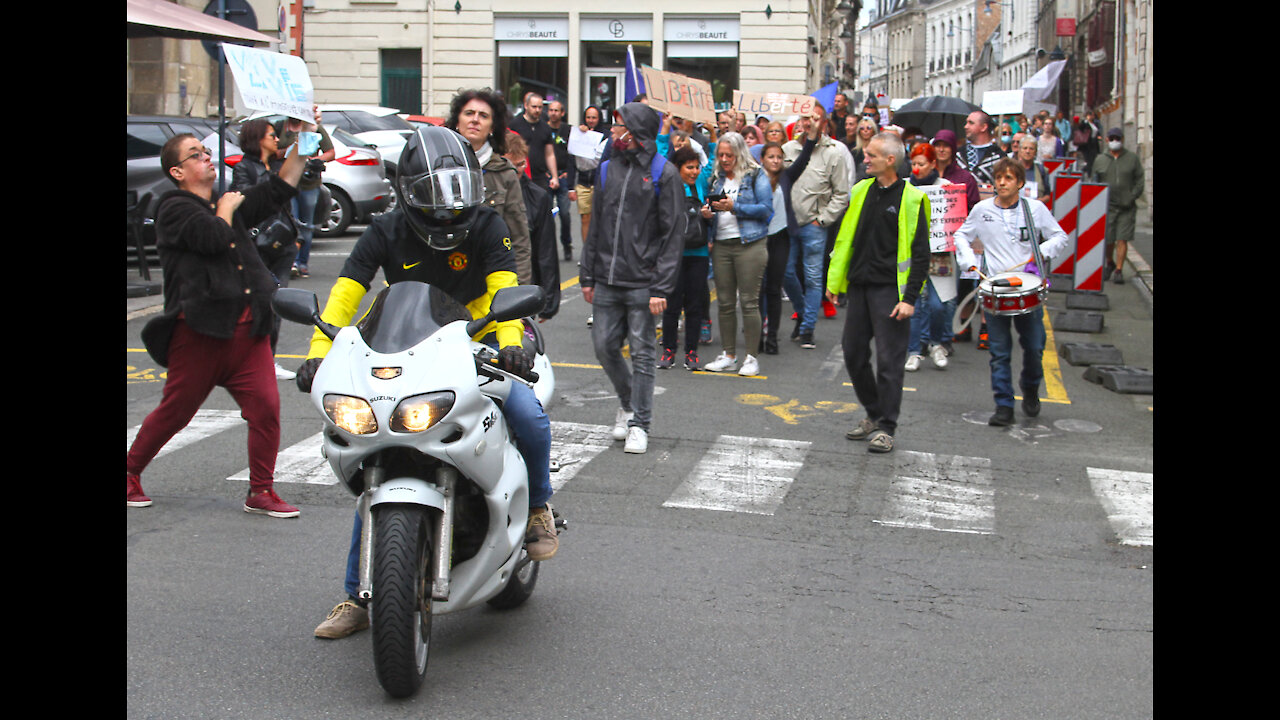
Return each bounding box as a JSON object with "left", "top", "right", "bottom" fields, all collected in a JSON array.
[
  {"left": 662, "top": 435, "right": 811, "bottom": 515},
  {"left": 1086, "top": 468, "right": 1153, "bottom": 547},
  {"left": 549, "top": 421, "right": 615, "bottom": 489},
  {"left": 127, "top": 409, "right": 244, "bottom": 461},
  {"left": 228, "top": 432, "right": 337, "bottom": 485},
  {"left": 874, "top": 450, "right": 995, "bottom": 534}
]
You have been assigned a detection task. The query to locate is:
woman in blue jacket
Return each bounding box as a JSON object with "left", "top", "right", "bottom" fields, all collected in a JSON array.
[{"left": 700, "top": 132, "right": 774, "bottom": 377}]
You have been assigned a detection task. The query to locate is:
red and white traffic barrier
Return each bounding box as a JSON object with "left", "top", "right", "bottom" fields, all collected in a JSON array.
[
  {"left": 1050, "top": 173, "right": 1083, "bottom": 277},
  {"left": 1073, "top": 183, "right": 1109, "bottom": 292}
]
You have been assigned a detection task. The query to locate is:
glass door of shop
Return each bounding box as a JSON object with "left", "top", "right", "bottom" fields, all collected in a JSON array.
[{"left": 584, "top": 70, "right": 624, "bottom": 120}]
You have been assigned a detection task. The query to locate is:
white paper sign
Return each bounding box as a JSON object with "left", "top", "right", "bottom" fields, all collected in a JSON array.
[
  {"left": 568, "top": 126, "right": 606, "bottom": 160},
  {"left": 221, "top": 43, "right": 314, "bottom": 123}
]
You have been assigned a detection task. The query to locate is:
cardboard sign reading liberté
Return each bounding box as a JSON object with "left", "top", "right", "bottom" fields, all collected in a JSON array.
[
  {"left": 731, "top": 91, "right": 817, "bottom": 118},
  {"left": 638, "top": 65, "right": 716, "bottom": 125},
  {"left": 921, "top": 184, "right": 969, "bottom": 253},
  {"left": 221, "top": 43, "right": 315, "bottom": 123}
]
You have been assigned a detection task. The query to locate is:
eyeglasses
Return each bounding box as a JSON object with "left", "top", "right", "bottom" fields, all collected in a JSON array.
[{"left": 180, "top": 147, "right": 212, "bottom": 164}]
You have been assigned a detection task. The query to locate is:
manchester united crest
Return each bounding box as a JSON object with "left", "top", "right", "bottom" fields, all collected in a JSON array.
[{"left": 447, "top": 251, "right": 468, "bottom": 271}]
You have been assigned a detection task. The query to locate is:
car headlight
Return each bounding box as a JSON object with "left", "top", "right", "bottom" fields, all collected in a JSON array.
[
  {"left": 323, "top": 394, "right": 378, "bottom": 435},
  {"left": 391, "top": 392, "right": 455, "bottom": 433}
]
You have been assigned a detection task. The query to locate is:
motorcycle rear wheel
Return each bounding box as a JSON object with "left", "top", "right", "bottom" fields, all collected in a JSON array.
[{"left": 371, "top": 505, "right": 433, "bottom": 698}]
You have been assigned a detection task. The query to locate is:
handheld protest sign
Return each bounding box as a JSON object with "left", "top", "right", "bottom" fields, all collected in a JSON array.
[
  {"left": 639, "top": 65, "right": 716, "bottom": 126},
  {"left": 221, "top": 43, "right": 315, "bottom": 123}
]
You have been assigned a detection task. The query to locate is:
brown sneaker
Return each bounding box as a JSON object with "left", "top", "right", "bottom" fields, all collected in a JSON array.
[
  {"left": 525, "top": 504, "right": 559, "bottom": 561},
  {"left": 314, "top": 600, "right": 369, "bottom": 639},
  {"left": 845, "top": 417, "right": 878, "bottom": 441}
]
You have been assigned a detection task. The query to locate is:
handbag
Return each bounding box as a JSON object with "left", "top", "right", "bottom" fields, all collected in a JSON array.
[
  {"left": 141, "top": 311, "right": 179, "bottom": 368},
  {"left": 250, "top": 211, "right": 298, "bottom": 263}
]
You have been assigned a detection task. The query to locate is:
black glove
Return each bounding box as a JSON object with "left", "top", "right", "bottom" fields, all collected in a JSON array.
[
  {"left": 497, "top": 345, "right": 532, "bottom": 376},
  {"left": 295, "top": 357, "right": 323, "bottom": 393}
]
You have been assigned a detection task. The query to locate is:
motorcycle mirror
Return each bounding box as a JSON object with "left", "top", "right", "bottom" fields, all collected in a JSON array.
[
  {"left": 273, "top": 287, "right": 341, "bottom": 340},
  {"left": 465, "top": 285, "right": 544, "bottom": 337}
]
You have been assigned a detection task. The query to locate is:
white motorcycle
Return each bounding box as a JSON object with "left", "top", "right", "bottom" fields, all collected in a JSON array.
[{"left": 273, "top": 282, "right": 560, "bottom": 698}]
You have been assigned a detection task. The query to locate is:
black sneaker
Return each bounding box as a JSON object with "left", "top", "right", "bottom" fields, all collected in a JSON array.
[
  {"left": 1021, "top": 387, "right": 1041, "bottom": 417},
  {"left": 988, "top": 406, "right": 1014, "bottom": 426},
  {"left": 657, "top": 347, "right": 676, "bottom": 369},
  {"left": 799, "top": 333, "right": 816, "bottom": 349},
  {"left": 684, "top": 350, "right": 700, "bottom": 370}
]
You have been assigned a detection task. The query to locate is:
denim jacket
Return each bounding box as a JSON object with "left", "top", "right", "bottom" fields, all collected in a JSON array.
[{"left": 707, "top": 165, "right": 775, "bottom": 244}]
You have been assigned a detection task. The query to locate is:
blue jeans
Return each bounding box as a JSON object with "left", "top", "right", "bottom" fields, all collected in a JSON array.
[
  {"left": 907, "top": 278, "right": 956, "bottom": 355},
  {"left": 343, "top": 378, "right": 552, "bottom": 598},
  {"left": 987, "top": 310, "right": 1046, "bottom": 409},
  {"left": 292, "top": 187, "right": 319, "bottom": 268},
  {"left": 590, "top": 283, "right": 657, "bottom": 430},
  {"left": 781, "top": 223, "right": 826, "bottom": 335}
]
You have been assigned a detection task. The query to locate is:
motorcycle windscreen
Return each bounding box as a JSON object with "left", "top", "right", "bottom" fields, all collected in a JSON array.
[{"left": 356, "top": 282, "right": 472, "bottom": 354}]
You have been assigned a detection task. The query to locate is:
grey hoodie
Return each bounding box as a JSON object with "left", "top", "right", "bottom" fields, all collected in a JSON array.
[{"left": 578, "top": 102, "right": 684, "bottom": 298}]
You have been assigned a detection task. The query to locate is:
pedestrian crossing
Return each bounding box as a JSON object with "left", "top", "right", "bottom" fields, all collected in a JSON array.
[{"left": 127, "top": 410, "right": 1153, "bottom": 547}]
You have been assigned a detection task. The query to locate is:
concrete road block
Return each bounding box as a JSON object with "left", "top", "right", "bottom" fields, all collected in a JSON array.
[
  {"left": 1083, "top": 365, "right": 1153, "bottom": 394},
  {"left": 1059, "top": 342, "right": 1124, "bottom": 366},
  {"left": 1066, "top": 292, "right": 1110, "bottom": 311},
  {"left": 1053, "top": 310, "right": 1105, "bottom": 333}
]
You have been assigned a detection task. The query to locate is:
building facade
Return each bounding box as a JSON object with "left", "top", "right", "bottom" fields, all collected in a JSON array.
[
  {"left": 921, "top": 0, "right": 974, "bottom": 101},
  {"left": 296, "top": 0, "right": 821, "bottom": 120}
]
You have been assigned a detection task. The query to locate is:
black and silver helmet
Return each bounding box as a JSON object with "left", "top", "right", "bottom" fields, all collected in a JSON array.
[{"left": 396, "top": 126, "right": 485, "bottom": 251}]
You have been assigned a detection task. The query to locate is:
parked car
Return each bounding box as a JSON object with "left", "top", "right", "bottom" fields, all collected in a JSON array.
[
  {"left": 213, "top": 120, "right": 394, "bottom": 237},
  {"left": 315, "top": 105, "right": 416, "bottom": 175},
  {"left": 127, "top": 115, "right": 225, "bottom": 265},
  {"left": 403, "top": 114, "right": 446, "bottom": 130}
]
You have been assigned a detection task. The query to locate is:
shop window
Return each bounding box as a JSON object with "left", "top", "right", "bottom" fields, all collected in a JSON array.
[
  {"left": 664, "top": 55, "right": 738, "bottom": 107},
  {"left": 498, "top": 56, "right": 569, "bottom": 114}
]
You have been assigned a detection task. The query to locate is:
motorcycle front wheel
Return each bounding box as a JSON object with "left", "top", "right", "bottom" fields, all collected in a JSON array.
[{"left": 371, "top": 505, "right": 433, "bottom": 698}]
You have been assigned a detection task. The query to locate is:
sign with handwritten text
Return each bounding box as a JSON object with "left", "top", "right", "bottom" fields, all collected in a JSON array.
[{"left": 221, "top": 43, "right": 314, "bottom": 123}]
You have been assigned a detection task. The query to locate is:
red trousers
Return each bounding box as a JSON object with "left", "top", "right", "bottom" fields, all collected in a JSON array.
[{"left": 127, "top": 318, "right": 280, "bottom": 493}]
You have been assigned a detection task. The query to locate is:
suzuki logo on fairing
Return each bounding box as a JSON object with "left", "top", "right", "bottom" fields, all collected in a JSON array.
[
  {"left": 483, "top": 412, "right": 497, "bottom": 431},
  {"left": 370, "top": 396, "right": 395, "bottom": 403}
]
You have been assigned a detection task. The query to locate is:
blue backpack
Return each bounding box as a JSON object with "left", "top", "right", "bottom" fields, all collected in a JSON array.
[{"left": 598, "top": 151, "right": 668, "bottom": 200}]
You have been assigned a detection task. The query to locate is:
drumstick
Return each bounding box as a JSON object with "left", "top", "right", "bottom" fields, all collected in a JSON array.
[{"left": 970, "top": 267, "right": 1022, "bottom": 287}]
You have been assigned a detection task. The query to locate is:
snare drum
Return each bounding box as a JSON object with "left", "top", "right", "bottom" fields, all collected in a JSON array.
[{"left": 977, "top": 272, "right": 1048, "bottom": 317}]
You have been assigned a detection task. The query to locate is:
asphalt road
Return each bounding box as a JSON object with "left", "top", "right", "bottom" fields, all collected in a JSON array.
[{"left": 127, "top": 215, "right": 1153, "bottom": 719}]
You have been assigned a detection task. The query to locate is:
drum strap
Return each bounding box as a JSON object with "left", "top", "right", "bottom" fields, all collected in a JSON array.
[{"left": 1021, "top": 198, "right": 1048, "bottom": 278}]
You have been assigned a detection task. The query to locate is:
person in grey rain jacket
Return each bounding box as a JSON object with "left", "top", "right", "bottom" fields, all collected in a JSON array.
[{"left": 578, "top": 101, "right": 684, "bottom": 455}]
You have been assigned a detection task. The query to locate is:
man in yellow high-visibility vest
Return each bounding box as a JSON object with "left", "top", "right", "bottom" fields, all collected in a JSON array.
[{"left": 825, "top": 132, "right": 931, "bottom": 454}]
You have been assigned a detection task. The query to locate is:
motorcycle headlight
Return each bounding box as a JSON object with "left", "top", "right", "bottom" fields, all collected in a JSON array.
[
  {"left": 323, "top": 394, "right": 378, "bottom": 435},
  {"left": 391, "top": 391, "right": 456, "bottom": 433}
]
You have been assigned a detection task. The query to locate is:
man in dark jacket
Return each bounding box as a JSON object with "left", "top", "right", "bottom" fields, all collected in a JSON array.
[
  {"left": 127, "top": 130, "right": 313, "bottom": 516},
  {"left": 579, "top": 101, "right": 684, "bottom": 454},
  {"left": 505, "top": 133, "right": 561, "bottom": 320}
]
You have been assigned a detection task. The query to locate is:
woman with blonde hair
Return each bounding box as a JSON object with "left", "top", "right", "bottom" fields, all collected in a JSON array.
[{"left": 699, "top": 132, "right": 775, "bottom": 376}]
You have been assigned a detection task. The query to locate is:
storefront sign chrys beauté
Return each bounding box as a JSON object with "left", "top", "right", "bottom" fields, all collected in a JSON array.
[
  {"left": 730, "top": 91, "right": 817, "bottom": 117},
  {"left": 638, "top": 65, "right": 716, "bottom": 126}
]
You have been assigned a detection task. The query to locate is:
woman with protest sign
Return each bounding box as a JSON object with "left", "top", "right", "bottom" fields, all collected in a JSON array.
[{"left": 904, "top": 143, "right": 959, "bottom": 372}]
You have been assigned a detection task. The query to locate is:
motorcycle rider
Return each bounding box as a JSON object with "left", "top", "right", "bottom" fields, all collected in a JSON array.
[{"left": 297, "top": 126, "right": 559, "bottom": 639}]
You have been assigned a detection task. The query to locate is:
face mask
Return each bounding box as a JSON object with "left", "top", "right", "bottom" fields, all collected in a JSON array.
[
  {"left": 1000, "top": 135, "right": 1011, "bottom": 144},
  {"left": 613, "top": 131, "right": 632, "bottom": 154},
  {"left": 1108, "top": 140, "right": 1122, "bottom": 151}
]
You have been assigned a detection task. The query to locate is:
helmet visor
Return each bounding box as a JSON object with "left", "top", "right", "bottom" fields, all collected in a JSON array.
[{"left": 398, "top": 167, "right": 485, "bottom": 214}]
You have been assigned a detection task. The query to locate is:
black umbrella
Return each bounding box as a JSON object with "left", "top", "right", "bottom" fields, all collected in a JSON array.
[{"left": 890, "top": 96, "right": 983, "bottom": 139}]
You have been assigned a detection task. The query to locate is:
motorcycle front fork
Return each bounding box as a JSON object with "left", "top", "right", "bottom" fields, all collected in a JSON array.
[{"left": 356, "top": 461, "right": 458, "bottom": 603}]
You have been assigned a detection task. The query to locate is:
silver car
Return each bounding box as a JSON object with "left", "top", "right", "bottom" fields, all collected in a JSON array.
[{"left": 220, "top": 117, "right": 394, "bottom": 237}]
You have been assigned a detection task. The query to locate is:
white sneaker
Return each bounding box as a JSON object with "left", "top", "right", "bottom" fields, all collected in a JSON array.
[
  {"left": 612, "top": 407, "right": 634, "bottom": 441},
  {"left": 586, "top": 314, "right": 593, "bottom": 328},
  {"left": 704, "top": 352, "right": 738, "bottom": 372},
  {"left": 738, "top": 354, "right": 759, "bottom": 376},
  {"left": 624, "top": 426, "right": 648, "bottom": 454},
  {"left": 275, "top": 362, "right": 296, "bottom": 380},
  {"left": 904, "top": 354, "right": 922, "bottom": 372},
  {"left": 929, "top": 344, "right": 949, "bottom": 369}
]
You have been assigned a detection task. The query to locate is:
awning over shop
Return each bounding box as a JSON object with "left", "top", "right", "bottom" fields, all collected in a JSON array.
[{"left": 127, "top": 0, "right": 276, "bottom": 44}]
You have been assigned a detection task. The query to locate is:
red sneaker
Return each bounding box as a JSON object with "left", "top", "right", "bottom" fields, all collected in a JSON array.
[
  {"left": 244, "top": 489, "right": 300, "bottom": 518},
  {"left": 127, "top": 473, "right": 152, "bottom": 508}
]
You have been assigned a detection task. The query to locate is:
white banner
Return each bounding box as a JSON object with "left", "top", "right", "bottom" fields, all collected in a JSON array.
[
  {"left": 221, "top": 43, "right": 313, "bottom": 122},
  {"left": 568, "top": 126, "right": 606, "bottom": 160}
]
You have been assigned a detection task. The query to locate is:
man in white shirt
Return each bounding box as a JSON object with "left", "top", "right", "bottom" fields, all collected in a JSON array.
[{"left": 952, "top": 158, "right": 1068, "bottom": 427}]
